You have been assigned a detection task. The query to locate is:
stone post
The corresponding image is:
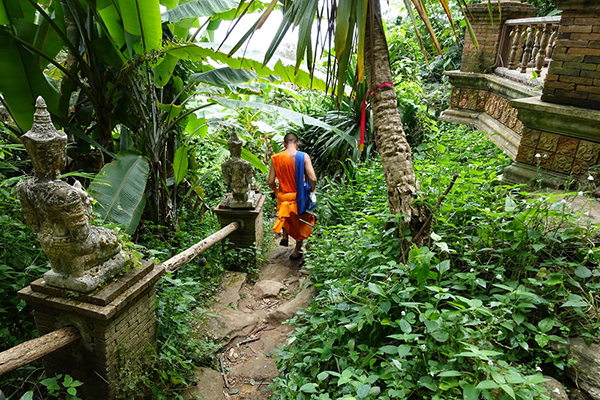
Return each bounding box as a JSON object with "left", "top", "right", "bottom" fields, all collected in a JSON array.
[
  {"left": 15, "top": 97, "right": 164, "bottom": 399},
  {"left": 461, "top": 0, "right": 537, "bottom": 73},
  {"left": 541, "top": 0, "right": 600, "bottom": 110},
  {"left": 214, "top": 195, "right": 265, "bottom": 270},
  {"left": 18, "top": 262, "right": 164, "bottom": 400}
]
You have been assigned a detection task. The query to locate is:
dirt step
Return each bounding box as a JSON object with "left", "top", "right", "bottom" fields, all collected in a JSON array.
[{"left": 186, "top": 240, "right": 313, "bottom": 400}]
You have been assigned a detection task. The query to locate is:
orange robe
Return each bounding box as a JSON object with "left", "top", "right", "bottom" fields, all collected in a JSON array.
[{"left": 271, "top": 151, "right": 315, "bottom": 241}]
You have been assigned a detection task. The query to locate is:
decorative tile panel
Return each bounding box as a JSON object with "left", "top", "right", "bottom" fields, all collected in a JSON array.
[
  {"left": 538, "top": 132, "right": 560, "bottom": 152},
  {"left": 556, "top": 136, "right": 580, "bottom": 157}
]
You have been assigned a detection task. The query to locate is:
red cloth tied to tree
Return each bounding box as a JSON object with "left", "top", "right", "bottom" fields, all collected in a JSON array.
[{"left": 360, "top": 81, "right": 394, "bottom": 151}]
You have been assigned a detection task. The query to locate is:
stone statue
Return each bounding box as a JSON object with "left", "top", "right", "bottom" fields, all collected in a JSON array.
[
  {"left": 221, "top": 130, "right": 255, "bottom": 208},
  {"left": 17, "top": 97, "right": 129, "bottom": 293}
]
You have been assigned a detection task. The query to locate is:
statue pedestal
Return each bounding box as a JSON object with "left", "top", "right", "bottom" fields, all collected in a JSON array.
[
  {"left": 43, "top": 251, "right": 130, "bottom": 293},
  {"left": 18, "top": 261, "right": 164, "bottom": 400},
  {"left": 214, "top": 194, "right": 265, "bottom": 270}
]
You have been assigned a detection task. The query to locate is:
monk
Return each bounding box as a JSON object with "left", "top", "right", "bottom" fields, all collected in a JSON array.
[{"left": 268, "top": 133, "right": 317, "bottom": 260}]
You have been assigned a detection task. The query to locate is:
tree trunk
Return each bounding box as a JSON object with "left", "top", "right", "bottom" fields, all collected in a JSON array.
[{"left": 365, "top": 1, "right": 428, "bottom": 240}]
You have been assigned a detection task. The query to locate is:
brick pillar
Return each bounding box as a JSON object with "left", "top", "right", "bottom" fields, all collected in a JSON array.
[
  {"left": 18, "top": 261, "right": 163, "bottom": 400},
  {"left": 461, "top": 0, "right": 537, "bottom": 73},
  {"left": 541, "top": 0, "right": 600, "bottom": 109},
  {"left": 213, "top": 194, "right": 265, "bottom": 269}
]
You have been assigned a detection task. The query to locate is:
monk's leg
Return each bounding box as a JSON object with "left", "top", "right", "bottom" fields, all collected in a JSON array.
[
  {"left": 291, "top": 240, "right": 303, "bottom": 259},
  {"left": 280, "top": 229, "right": 289, "bottom": 246}
]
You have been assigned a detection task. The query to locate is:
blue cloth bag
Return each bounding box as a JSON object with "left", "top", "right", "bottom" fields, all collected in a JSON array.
[{"left": 295, "top": 151, "right": 315, "bottom": 215}]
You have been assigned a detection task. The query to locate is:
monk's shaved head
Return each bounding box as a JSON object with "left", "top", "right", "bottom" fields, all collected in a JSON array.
[{"left": 284, "top": 133, "right": 299, "bottom": 144}]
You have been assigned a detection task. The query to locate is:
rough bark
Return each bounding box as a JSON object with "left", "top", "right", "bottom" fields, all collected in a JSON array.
[
  {"left": 0, "top": 326, "right": 81, "bottom": 375},
  {"left": 364, "top": 1, "right": 428, "bottom": 238},
  {"left": 162, "top": 221, "right": 240, "bottom": 272}
]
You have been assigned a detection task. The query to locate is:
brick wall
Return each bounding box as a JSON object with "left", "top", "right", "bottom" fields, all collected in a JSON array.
[
  {"left": 542, "top": 1, "right": 600, "bottom": 109},
  {"left": 461, "top": 1, "right": 537, "bottom": 73}
]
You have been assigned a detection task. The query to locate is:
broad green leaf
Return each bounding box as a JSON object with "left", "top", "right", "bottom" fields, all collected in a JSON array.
[
  {"left": 537, "top": 317, "right": 554, "bottom": 333},
  {"left": 574, "top": 266, "right": 592, "bottom": 279},
  {"left": 476, "top": 380, "right": 499, "bottom": 390},
  {"left": 0, "top": 33, "right": 60, "bottom": 130},
  {"left": 501, "top": 384, "right": 516, "bottom": 399},
  {"left": 161, "top": 0, "right": 240, "bottom": 23},
  {"left": 534, "top": 334, "right": 549, "bottom": 348},
  {"left": 368, "top": 282, "right": 385, "bottom": 297},
  {"left": 154, "top": 54, "right": 179, "bottom": 88},
  {"left": 334, "top": 0, "right": 352, "bottom": 61},
  {"left": 436, "top": 259, "right": 450, "bottom": 275},
  {"left": 398, "top": 345, "right": 411, "bottom": 358},
  {"left": 380, "top": 345, "right": 398, "bottom": 354},
  {"left": 19, "top": 392, "right": 34, "bottom": 400},
  {"left": 191, "top": 67, "right": 259, "bottom": 87},
  {"left": 562, "top": 295, "right": 588, "bottom": 308},
  {"left": 117, "top": 0, "right": 162, "bottom": 52},
  {"left": 399, "top": 319, "right": 412, "bottom": 334},
  {"left": 89, "top": 153, "right": 150, "bottom": 234},
  {"left": 462, "top": 383, "right": 480, "bottom": 400},
  {"left": 531, "top": 243, "right": 546, "bottom": 252},
  {"left": 173, "top": 146, "right": 189, "bottom": 185},
  {"left": 97, "top": 3, "right": 126, "bottom": 48},
  {"left": 356, "top": 0, "right": 367, "bottom": 82},
  {"left": 158, "top": 102, "right": 182, "bottom": 124},
  {"left": 165, "top": 43, "right": 327, "bottom": 91},
  {"left": 0, "top": 2, "right": 8, "bottom": 25},
  {"left": 438, "top": 370, "right": 462, "bottom": 377},
  {"left": 357, "top": 384, "right": 371, "bottom": 398},
  {"left": 212, "top": 98, "right": 342, "bottom": 135},
  {"left": 299, "top": 383, "right": 318, "bottom": 393}
]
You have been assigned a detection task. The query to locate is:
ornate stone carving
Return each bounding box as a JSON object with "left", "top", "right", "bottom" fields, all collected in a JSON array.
[
  {"left": 572, "top": 159, "right": 591, "bottom": 176},
  {"left": 221, "top": 130, "right": 255, "bottom": 209},
  {"left": 538, "top": 132, "right": 560, "bottom": 152},
  {"left": 520, "top": 128, "right": 541, "bottom": 148},
  {"left": 516, "top": 145, "right": 536, "bottom": 164},
  {"left": 450, "top": 89, "right": 461, "bottom": 108},
  {"left": 476, "top": 90, "right": 489, "bottom": 112},
  {"left": 17, "top": 97, "right": 129, "bottom": 293},
  {"left": 576, "top": 140, "right": 600, "bottom": 164},
  {"left": 556, "top": 136, "right": 579, "bottom": 158},
  {"left": 550, "top": 154, "right": 574, "bottom": 174}
]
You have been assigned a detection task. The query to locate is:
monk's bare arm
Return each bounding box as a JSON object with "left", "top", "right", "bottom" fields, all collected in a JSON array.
[
  {"left": 305, "top": 154, "right": 317, "bottom": 192},
  {"left": 268, "top": 160, "right": 278, "bottom": 192}
]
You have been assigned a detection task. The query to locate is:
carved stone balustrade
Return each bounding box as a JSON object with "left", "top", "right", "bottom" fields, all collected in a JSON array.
[{"left": 442, "top": 0, "right": 600, "bottom": 189}]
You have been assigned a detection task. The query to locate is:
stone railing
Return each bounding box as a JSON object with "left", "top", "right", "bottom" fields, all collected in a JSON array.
[{"left": 495, "top": 16, "right": 561, "bottom": 86}]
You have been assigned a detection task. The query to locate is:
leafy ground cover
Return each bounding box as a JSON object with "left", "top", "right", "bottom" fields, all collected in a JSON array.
[{"left": 270, "top": 124, "right": 599, "bottom": 400}]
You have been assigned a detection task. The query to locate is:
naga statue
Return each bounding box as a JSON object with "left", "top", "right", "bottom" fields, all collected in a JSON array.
[{"left": 17, "top": 97, "right": 129, "bottom": 293}]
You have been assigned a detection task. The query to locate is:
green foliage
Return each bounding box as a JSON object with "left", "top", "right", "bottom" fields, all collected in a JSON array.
[
  {"left": 20, "top": 374, "right": 83, "bottom": 400},
  {"left": 0, "top": 146, "right": 45, "bottom": 352},
  {"left": 89, "top": 152, "right": 150, "bottom": 234},
  {"left": 270, "top": 124, "right": 599, "bottom": 399}
]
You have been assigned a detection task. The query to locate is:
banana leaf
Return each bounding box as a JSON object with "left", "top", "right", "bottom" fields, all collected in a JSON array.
[
  {"left": 161, "top": 0, "right": 240, "bottom": 23},
  {"left": 117, "top": 0, "right": 162, "bottom": 53},
  {"left": 190, "top": 67, "right": 259, "bottom": 87},
  {"left": 213, "top": 98, "right": 343, "bottom": 135},
  {"left": 166, "top": 43, "right": 327, "bottom": 91},
  {"left": 89, "top": 152, "right": 150, "bottom": 234}
]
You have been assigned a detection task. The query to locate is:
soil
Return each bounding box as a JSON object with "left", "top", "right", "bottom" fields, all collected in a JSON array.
[{"left": 184, "top": 237, "right": 313, "bottom": 400}]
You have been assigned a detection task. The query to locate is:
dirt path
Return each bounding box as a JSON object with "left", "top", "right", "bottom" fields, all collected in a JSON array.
[{"left": 184, "top": 239, "right": 313, "bottom": 400}]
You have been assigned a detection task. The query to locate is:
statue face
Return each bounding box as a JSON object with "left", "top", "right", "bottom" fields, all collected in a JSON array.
[{"left": 229, "top": 142, "right": 242, "bottom": 158}]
